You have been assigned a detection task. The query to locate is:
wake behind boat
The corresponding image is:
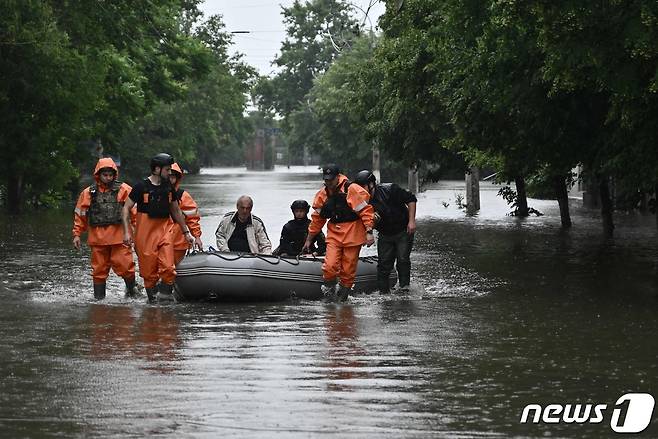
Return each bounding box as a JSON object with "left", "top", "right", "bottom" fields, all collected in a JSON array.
[{"left": 174, "top": 251, "right": 394, "bottom": 302}]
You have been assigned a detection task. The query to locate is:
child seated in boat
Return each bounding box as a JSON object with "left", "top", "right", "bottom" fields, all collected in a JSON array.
[{"left": 273, "top": 199, "right": 326, "bottom": 257}]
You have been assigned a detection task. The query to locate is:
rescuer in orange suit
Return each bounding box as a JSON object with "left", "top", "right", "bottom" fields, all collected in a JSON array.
[
  {"left": 168, "top": 163, "right": 203, "bottom": 264},
  {"left": 122, "top": 153, "right": 195, "bottom": 303},
  {"left": 73, "top": 157, "right": 140, "bottom": 300},
  {"left": 303, "top": 164, "right": 375, "bottom": 302}
]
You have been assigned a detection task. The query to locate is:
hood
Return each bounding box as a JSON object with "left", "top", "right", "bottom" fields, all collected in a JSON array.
[
  {"left": 336, "top": 174, "right": 348, "bottom": 185},
  {"left": 93, "top": 157, "right": 119, "bottom": 185},
  {"left": 171, "top": 162, "right": 183, "bottom": 190}
]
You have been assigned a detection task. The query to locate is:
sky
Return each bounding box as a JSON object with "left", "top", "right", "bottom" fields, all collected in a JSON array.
[{"left": 199, "top": 0, "right": 386, "bottom": 77}]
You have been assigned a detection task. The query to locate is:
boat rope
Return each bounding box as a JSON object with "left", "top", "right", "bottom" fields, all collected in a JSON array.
[
  {"left": 201, "top": 247, "right": 303, "bottom": 266},
  {"left": 192, "top": 247, "right": 377, "bottom": 265}
]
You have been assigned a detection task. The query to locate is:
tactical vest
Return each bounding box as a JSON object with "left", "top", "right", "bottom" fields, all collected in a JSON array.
[
  {"left": 88, "top": 181, "right": 123, "bottom": 227},
  {"left": 143, "top": 178, "right": 172, "bottom": 219},
  {"left": 319, "top": 181, "right": 359, "bottom": 223}
]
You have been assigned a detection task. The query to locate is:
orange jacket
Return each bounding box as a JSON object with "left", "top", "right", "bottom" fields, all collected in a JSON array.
[
  {"left": 73, "top": 158, "right": 133, "bottom": 246},
  {"left": 309, "top": 174, "right": 374, "bottom": 247},
  {"left": 168, "top": 163, "right": 202, "bottom": 250}
]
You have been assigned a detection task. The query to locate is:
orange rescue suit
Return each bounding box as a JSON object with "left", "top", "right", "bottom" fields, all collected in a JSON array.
[
  {"left": 130, "top": 179, "right": 179, "bottom": 289},
  {"left": 72, "top": 158, "right": 136, "bottom": 285},
  {"left": 168, "top": 163, "right": 202, "bottom": 264},
  {"left": 308, "top": 174, "right": 374, "bottom": 288}
]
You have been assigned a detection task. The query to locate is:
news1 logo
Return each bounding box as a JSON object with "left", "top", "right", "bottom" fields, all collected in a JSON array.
[{"left": 520, "top": 393, "right": 655, "bottom": 433}]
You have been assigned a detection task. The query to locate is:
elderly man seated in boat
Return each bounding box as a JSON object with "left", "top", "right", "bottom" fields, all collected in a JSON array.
[{"left": 215, "top": 195, "right": 272, "bottom": 254}]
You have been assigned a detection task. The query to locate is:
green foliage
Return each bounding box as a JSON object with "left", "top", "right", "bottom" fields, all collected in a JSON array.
[
  {"left": 371, "top": 0, "right": 657, "bottom": 215},
  {"left": 0, "top": 1, "right": 254, "bottom": 210},
  {"left": 0, "top": 0, "right": 103, "bottom": 210},
  {"left": 309, "top": 35, "right": 375, "bottom": 167},
  {"left": 253, "top": 0, "right": 362, "bottom": 159},
  {"left": 116, "top": 14, "right": 256, "bottom": 176}
]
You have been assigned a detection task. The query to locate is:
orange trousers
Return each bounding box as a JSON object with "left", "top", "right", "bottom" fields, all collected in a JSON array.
[
  {"left": 135, "top": 222, "right": 176, "bottom": 289},
  {"left": 322, "top": 242, "right": 361, "bottom": 288},
  {"left": 90, "top": 244, "right": 135, "bottom": 284},
  {"left": 174, "top": 249, "right": 187, "bottom": 266}
]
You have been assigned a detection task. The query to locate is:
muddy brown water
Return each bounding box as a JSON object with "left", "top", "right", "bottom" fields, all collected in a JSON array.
[{"left": 0, "top": 166, "right": 657, "bottom": 438}]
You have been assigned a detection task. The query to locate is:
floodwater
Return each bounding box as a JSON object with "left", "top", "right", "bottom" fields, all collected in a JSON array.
[{"left": 0, "top": 166, "right": 657, "bottom": 438}]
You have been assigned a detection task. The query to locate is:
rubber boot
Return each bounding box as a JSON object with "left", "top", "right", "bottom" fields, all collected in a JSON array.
[
  {"left": 93, "top": 283, "right": 106, "bottom": 300},
  {"left": 377, "top": 278, "right": 391, "bottom": 295},
  {"left": 321, "top": 280, "right": 337, "bottom": 301},
  {"left": 124, "top": 277, "right": 141, "bottom": 298},
  {"left": 157, "top": 282, "right": 175, "bottom": 302},
  {"left": 145, "top": 287, "right": 158, "bottom": 303},
  {"left": 397, "top": 284, "right": 410, "bottom": 294},
  {"left": 336, "top": 285, "right": 351, "bottom": 302}
]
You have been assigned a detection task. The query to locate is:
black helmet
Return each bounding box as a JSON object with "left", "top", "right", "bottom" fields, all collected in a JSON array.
[
  {"left": 290, "top": 199, "right": 310, "bottom": 212},
  {"left": 354, "top": 169, "right": 376, "bottom": 186},
  {"left": 150, "top": 153, "right": 174, "bottom": 170}
]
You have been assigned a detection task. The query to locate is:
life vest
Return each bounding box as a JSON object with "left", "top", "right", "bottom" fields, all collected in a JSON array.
[
  {"left": 141, "top": 178, "right": 172, "bottom": 219},
  {"left": 320, "top": 181, "right": 359, "bottom": 223},
  {"left": 88, "top": 181, "right": 123, "bottom": 227}
]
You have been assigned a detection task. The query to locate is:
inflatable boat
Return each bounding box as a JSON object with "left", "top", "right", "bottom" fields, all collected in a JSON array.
[{"left": 174, "top": 251, "right": 394, "bottom": 302}]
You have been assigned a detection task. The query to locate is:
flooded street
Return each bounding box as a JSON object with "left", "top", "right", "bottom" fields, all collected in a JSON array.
[{"left": 1, "top": 166, "right": 657, "bottom": 438}]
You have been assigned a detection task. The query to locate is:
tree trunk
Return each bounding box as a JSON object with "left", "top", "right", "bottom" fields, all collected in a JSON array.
[
  {"left": 553, "top": 175, "right": 572, "bottom": 228},
  {"left": 599, "top": 175, "right": 614, "bottom": 236},
  {"left": 655, "top": 183, "right": 658, "bottom": 230},
  {"left": 514, "top": 175, "right": 529, "bottom": 217},
  {"left": 465, "top": 166, "right": 480, "bottom": 214},
  {"left": 6, "top": 173, "right": 24, "bottom": 213}
]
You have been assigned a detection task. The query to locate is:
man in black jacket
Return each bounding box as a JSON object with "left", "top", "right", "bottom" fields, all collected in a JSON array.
[
  {"left": 273, "top": 199, "right": 326, "bottom": 257},
  {"left": 354, "top": 170, "right": 417, "bottom": 293}
]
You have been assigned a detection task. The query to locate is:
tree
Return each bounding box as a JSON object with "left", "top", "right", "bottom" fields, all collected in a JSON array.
[
  {"left": 532, "top": 0, "right": 658, "bottom": 231},
  {"left": 0, "top": 1, "right": 104, "bottom": 211},
  {"left": 309, "top": 35, "right": 375, "bottom": 168},
  {"left": 253, "top": 0, "right": 361, "bottom": 159},
  {"left": 0, "top": 2, "right": 255, "bottom": 210},
  {"left": 116, "top": 14, "right": 256, "bottom": 176}
]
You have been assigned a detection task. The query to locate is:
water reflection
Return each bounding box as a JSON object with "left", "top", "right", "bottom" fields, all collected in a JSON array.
[
  {"left": 88, "top": 305, "right": 136, "bottom": 360},
  {"left": 379, "top": 297, "right": 417, "bottom": 324},
  {"left": 323, "top": 305, "right": 369, "bottom": 391},
  {"left": 87, "top": 305, "right": 182, "bottom": 373}
]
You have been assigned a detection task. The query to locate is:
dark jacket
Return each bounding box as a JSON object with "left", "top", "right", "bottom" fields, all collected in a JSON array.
[
  {"left": 370, "top": 183, "right": 417, "bottom": 236},
  {"left": 274, "top": 218, "right": 326, "bottom": 256}
]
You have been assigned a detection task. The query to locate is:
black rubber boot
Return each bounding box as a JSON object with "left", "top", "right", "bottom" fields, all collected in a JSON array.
[
  {"left": 337, "top": 285, "right": 351, "bottom": 302},
  {"left": 157, "top": 283, "right": 175, "bottom": 302},
  {"left": 322, "top": 280, "right": 337, "bottom": 301},
  {"left": 93, "top": 283, "right": 106, "bottom": 300},
  {"left": 124, "top": 277, "right": 141, "bottom": 298},
  {"left": 145, "top": 287, "right": 158, "bottom": 303},
  {"left": 377, "top": 279, "right": 391, "bottom": 295}
]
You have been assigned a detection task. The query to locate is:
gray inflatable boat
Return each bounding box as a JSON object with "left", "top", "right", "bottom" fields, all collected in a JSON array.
[{"left": 174, "top": 251, "right": 393, "bottom": 302}]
